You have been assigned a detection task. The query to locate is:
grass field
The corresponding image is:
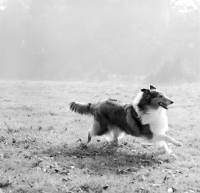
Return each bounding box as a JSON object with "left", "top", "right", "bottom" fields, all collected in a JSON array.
[{"left": 0, "top": 80, "right": 200, "bottom": 193}]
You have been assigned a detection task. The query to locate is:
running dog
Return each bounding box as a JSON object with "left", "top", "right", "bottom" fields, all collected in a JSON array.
[{"left": 69, "top": 85, "right": 182, "bottom": 155}]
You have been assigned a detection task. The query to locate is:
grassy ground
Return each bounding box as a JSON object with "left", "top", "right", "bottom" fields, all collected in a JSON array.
[{"left": 0, "top": 80, "right": 199, "bottom": 193}]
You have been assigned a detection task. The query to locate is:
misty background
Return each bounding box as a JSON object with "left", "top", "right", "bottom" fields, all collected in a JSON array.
[{"left": 0, "top": 0, "right": 199, "bottom": 82}]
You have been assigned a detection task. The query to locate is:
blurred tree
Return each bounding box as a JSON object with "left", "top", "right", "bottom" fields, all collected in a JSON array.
[
  {"left": 0, "top": 0, "right": 199, "bottom": 81},
  {"left": 166, "top": 0, "right": 199, "bottom": 79},
  {"left": 0, "top": 0, "right": 25, "bottom": 79}
]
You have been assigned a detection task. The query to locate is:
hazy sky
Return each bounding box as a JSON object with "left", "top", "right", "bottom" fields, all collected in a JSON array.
[{"left": 0, "top": 0, "right": 199, "bottom": 81}]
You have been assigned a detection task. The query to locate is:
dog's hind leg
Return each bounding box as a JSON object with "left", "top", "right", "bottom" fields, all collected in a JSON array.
[
  {"left": 87, "top": 123, "right": 96, "bottom": 143},
  {"left": 88, "top": 119, "right": 105, "bottom": 143},
  {"left": 87, "top": 131, "right": 92, "bottom": 143},
  {"left": 112, "top": 130, "right": 119, "bottom": 145}
]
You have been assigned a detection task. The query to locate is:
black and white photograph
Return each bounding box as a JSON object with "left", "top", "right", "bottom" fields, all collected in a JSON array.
[{"left": 0, "top": 0, "right": 199, "bottom": 192}]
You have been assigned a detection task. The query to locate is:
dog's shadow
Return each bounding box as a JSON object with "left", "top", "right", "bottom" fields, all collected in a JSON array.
[{"left": 39, "top": 142, "right": 168, "bottom": 175}]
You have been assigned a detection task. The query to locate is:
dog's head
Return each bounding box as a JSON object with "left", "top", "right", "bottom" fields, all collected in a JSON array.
[{"left": 140, "top": 85, "right": 174, "bottom": 110}]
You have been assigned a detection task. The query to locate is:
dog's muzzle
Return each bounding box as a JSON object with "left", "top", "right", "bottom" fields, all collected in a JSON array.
[
  {"left": 158, "top": 102, "right": 168, "bottom": 109},
  {"left": 158, "top": 99, "right": 174, "bottom": 109}
]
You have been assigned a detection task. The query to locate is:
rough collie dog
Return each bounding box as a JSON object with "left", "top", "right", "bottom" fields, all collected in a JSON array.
[{"left": 69, "top": 85, "right": 182, "bottom": 156}]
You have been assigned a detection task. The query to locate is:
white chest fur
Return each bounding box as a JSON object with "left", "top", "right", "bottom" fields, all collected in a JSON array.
[
  {"left": 132, "top": 91, "right": 169, "bottom": 135},
  {"left": 140, "top": 108, "right": 169, "bottom": 135}
]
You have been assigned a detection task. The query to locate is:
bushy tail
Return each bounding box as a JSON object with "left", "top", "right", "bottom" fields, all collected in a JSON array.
[{"left": 69, "top": 102, "right": 94, "bottom": 115}]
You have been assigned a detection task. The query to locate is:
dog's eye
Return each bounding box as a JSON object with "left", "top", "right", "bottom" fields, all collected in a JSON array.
[{"left": 159, "top": 95, "right": 163, "bottom": 98}]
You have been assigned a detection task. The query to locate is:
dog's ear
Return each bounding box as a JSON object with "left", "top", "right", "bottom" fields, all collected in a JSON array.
[
  {"left": 150, "top": 85, "right": 156, "bottom": 90},
  {"left": 141, "top": 88, "right": 150, "bottom": 94}
]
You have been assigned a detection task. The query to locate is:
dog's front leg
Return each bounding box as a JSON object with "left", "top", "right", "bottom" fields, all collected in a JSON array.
[
  {"left": 157, "top": 140, "right": 178, "bottom": 159},
  {"left": 159, "top": 134, "right": 182, "bottom": 146},
  {"left": 161, "top": 142, "right": 172, "bottom": 155},
  {"left": 153, "top": 134, "right": 182, "bottom": 158}
]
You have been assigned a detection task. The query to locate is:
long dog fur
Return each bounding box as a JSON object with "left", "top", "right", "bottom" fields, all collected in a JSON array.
[{"left": 69, "top": 85, "right": 182, "bottom": 156}]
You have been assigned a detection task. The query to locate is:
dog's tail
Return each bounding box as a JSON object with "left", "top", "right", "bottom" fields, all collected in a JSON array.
[{"left": 69, "top": 102, "right": 95, "bottom": 115}]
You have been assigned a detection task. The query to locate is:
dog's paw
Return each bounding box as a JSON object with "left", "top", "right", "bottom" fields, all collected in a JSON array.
[
  {"left": 176, "top": 141, "right": 183, "bottom": 146},
  {"left": 170, "top": 153, "right": 178, "bottom": 160}
]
